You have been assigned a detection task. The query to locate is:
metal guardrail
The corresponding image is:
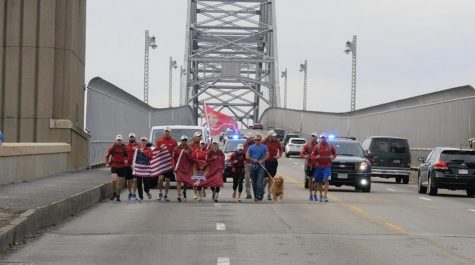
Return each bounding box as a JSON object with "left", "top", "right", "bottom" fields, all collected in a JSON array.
[{"left": 88, "top": 141, "right": 112, "bottom": 168}]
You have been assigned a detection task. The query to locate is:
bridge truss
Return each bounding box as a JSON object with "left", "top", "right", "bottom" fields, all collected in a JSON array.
[{"left": 183, "top": 0, "right": 280, "bottom": 128}]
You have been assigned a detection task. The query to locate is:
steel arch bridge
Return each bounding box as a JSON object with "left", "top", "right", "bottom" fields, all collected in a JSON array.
[{"left": 182, "top": 0, "right": 280, "bottom": 128}]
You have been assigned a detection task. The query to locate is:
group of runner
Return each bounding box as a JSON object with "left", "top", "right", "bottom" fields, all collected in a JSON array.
[{"left": 104, "top": 127, "right": 336, "bottom": 203}]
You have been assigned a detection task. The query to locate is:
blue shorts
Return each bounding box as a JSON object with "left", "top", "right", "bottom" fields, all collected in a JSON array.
[{"left": 314, "top": 166, "right": 332, "bottom": 182}]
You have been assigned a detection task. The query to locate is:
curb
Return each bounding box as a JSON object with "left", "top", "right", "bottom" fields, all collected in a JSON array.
[{"left": 0, "top": 182, "right": 112, "bottom": 252}]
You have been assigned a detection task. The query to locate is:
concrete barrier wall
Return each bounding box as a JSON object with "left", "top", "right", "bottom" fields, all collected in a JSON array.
[
  {"left": 260, "top": 85, "right": 475, "bottom": 165},
  {"left": 0, "top": 143, "right": 71, "bottom": 185},
  {"left": 86, "top": 77, "right": 195, "bottom": 167}
]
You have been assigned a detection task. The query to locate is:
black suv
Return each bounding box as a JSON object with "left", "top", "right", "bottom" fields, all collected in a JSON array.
[
  {"left": 328, "top": 138, "right": 372, "bottom": 192},
  {"left": 417, "top": 147, "right": 475, "bottom": 197},
  {"left": 362, "top": 136, "right": 411, "bottom": 184}
]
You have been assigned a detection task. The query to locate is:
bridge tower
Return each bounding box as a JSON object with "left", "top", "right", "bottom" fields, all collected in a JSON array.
[{"left": 183, "top": 0, "right": 280, "bottom": 127}]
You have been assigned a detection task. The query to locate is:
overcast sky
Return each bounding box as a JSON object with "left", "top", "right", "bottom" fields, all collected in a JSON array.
[{"left": 86, "top": 0, "right": 475, "bottom": 113}]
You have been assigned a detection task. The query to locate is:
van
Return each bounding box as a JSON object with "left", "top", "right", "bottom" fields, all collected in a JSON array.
[
  {"left": 150, "top": 125, "right": 210, "bottom": 145},
  {"left": 361, "top": 136, "right": 411, "bottom": 184}
]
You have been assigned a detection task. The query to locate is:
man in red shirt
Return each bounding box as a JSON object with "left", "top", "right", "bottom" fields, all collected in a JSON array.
[
  {"left": 190, "top": 131, "right": 203, "bottom": 151},
  {"left": 311, "top": 133, "right": 336, "bottom": 202},
  {"left": 300, "top": 132, "right": 318, "bottom": 201},
  {"left": 125, "top": 133, "right": 140, "bottom": 201},
  {"left": 155, "top": 127, "right": 177, "bottom": 201},
  {"left": 104, "top": 134, "right": 128, "bottom": 201},
  {"left": 243, "top": 132, "right": 254, "bottom": 199},
  {"left": 263, "top": 130, "right": 284, "bottom": 201},
  {"left": 173, "top": 135, "right": 194, "bottom": 202}
]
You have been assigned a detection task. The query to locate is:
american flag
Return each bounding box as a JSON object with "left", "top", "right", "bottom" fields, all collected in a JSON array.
[
  {"left": 132, "top": 149, "right": 151, "bottom": 177},
  {"left": 151, "top": 147, "right": 173, "bottom": 176}
]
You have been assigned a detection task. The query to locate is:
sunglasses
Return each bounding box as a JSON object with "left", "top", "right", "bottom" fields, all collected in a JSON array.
[{"left": 254, "top": 139, "right": 261, "bottom": 141}]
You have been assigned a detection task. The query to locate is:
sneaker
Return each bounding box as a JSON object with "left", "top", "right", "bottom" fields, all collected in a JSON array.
[
  {"left": 128, "top": 194, "right": 132, "bottom": 201},
  {"left": 110, "top": 192, "right": 116, "bottom": 200},
  {"left": 116, "top": 195, "right": 121, "bottom": 202},
  {"left": 132, "top": 194, "right": 137, "bottom": 201},
  {"left": 324, "top": 196, "right": 328, "bottom": 202},
  {"left": 146, "top": 192, "right": 152, "bottom": 200},
  {"left": 164, "top": 194, "right": 170, "bottom": 202},
  {"left": 193, "top": 194, "right": 198, "bottom": 200},
  {"left": 313, "top": 194, "right": 318, "bottom": 201},
  {"left": 319, "top": 196, "right": 323, "bottom": 202},
  {"left": 309, "top": 194, "right": 313, "bottom": 201},
  {"left": 157, "top": 193, "right": 163, "bottom": 201},
  {"left": 246, "top": 194, "right": 252, "bottom": 199},
  {"left": 177, "top": 195, "right": 182, "bottom": 202},
  {"left": 267, "top": 194, "right": 272, "bottom": 201}
]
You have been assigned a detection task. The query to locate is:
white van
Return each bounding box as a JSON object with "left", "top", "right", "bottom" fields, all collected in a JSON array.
[{"left": 150, "top": 125, "right": 210, "bottom": 145}]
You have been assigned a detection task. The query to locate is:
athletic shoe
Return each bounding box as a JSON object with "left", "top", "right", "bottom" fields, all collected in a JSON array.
[
  {"left": 128, "top": 194, "right": 132, "bottom": 201},
  {"left": 324, "top": 196, "right": 328, "bottom": 202},
  {"left": 132, "top": 194, "right": 137, "bottom": 201},
  {"left": 110, "top": 192, "right": 116, "bottom": 200},
  {"left": 313, "top": 194, "right": 318, "bottom": 201},
  {"left": 193, "top": 194, "right": 198, "bottom": 200},
  {"left": 309, "top": 194, "right": 313, "bottom": 201},
  {"left": 267, "top": 194, "right": 272, "bottom": 201},
  {"left": 177, "top": 195, "right": 182, "bottom": 202},
  {"left": 319, "top": 196, "right": 323, "bottom": 202},
  {"left": 116, "top": 195, "right": 121, "bottom": 202},
  {"left": 246, "top": 194, "right": 252, "bottom": 199},
  {"left": 157, "top": 193, "right": 163, "bottom": 201},
  {"left": 164, "top": 194, "right": 170, "bottom": 202},
  {"left": 146, "top": 192, "right": 152, "bottom": 200}
]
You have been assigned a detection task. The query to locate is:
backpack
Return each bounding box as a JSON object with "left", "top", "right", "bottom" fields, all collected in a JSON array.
[{"left": 313, "top": 143, "right": 334, "bottom": 157}]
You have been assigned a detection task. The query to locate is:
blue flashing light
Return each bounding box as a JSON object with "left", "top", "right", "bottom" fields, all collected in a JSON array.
[
  {"left": 232, "top": 135, "right": 239, "bottom": 140},
  {"left": 328, "top": 134, "right": 336, "bottom": 140}
]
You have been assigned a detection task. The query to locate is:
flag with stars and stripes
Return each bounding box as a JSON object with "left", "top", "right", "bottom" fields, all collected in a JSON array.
[
  {"left": 132, "top": 149, "right": 151, "bottom": 177},
  {"left": 151, "top": 146, "right": 173, "bottom": 176}
]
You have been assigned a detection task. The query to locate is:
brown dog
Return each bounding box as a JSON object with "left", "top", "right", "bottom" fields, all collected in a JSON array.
[{"left": 270, "top": 176, "right": 284, "bottom": 202}]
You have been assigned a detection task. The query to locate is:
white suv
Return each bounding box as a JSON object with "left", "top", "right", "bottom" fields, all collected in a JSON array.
[{"left": 285, "top": 138, "right": 307, "bottom": 158}]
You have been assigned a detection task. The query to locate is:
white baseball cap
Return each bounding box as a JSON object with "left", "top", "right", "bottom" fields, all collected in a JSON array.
[
  {"left": 164, "top": 127, "right": 172, "bottom": 132},
  {"left": 311, "top": 132, "right": 318, "bottom": 137},
  {"left": 115, "top": 134, "right": 123, "bottom": 141},
  {"left": 140, "top": 136, "right": 148, "bottom": 141},
  {"left": 237, "top": 144, "right": 244, "bottom": 150},
  {"left": 180, "top": 135, "right": 188, "bottom": 140},
  {"left": 268, "top": 130, "right": 277, "bottom": 137},
  {"left": 128, "top": 133, "right": 136, "bottom": 138},
  {"left": 212, "top": 139, "right": 219, "bottom": 144},
  {"left": 320, "top": 133, "right": 328, "bottom": 139},
  {"left": 200, "top": 140, "right": 206, "bottom": 144},
  {"left": 245, "top": 132, "right": 253, "bottom": 138},
  {"left": 194, "top": 131, "right": 202, "bottom": 137}
]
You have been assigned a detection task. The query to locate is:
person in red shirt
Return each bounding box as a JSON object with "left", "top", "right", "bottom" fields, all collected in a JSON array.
[
  {"left": 136, "top": 137, "right": 154, "bottom": 200},
  {"left": 243, "top": 133, "right": 254, "bottom": 199},
  {"left": 190, "top": 131, "right": 203, "bottom": 151},
  {"left": 191, "top": 140, "right": 208, "bottom": 200},
  {"left": 300, "top": 132, "right": 318, "bottom": 201},
  {"left": 311, "top": 133, "right": 337, "bottom": 202},
  {"left": 206, "top": 140, "right": 225, "bottom": 202},
  {"left": 263, "top": 130, "right": 284, "bottom": 201},
  {"left": 173, "top": 135, "right": 194, "bottom": 202},
  {"left": 229, "top": 144, "right": 246, "bottom": 202},
  {"left": 155, "top": 127, "right": 177, "bottom": 201},
  {"left": 125, "top": 133, "right": 140, "bottom": 201},
  {"left": 104, "top": 134, "right": 128, "bottom": 201}
]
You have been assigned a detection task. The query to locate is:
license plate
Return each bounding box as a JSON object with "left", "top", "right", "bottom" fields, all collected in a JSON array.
[
  {"left": 459, "top": 169, "right": 469, "bottom": 175},
  {"left": 393, "top": 160, "right": 400, "bottom": 163},
  {"left": 338, "top": 173, "right": 348, "bottom": 179}
]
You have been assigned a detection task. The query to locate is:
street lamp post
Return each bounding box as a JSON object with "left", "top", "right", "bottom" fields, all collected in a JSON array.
[
  {"left": 169, "top": 57, "right": 177, "bottom": 108},
  {"left": 143, "top": 30, "right": 157, "bottom": 104},
  {"left": 299, "top": 60, "right": 308, "bottom": 111},
  {"left": 281, "top": 68, "right": 288, "bottom": 109},
  {"left": 345, "top": 35, "right": 357, "bottom": 111}
]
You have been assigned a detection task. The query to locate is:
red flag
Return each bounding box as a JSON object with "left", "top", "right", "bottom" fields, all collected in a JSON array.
[{"left": 204, "top": 102, "right": 238, "bottom": 136}]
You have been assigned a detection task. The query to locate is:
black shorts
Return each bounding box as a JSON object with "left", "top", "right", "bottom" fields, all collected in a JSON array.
[
  {"left": 160, "top": 170, "right": 174, "bottom": 179},
  {"left": 265, "top": 160, "right": 278, "bottom": 178},
  {"left": 124, "top": 167, "right": 135, "bottom": 180},
  {"left": 111, "top": 167, "right": 128, "bottom": 178},
  {"left": 305, "top": 166, "right": 314, "bottom": 177}
]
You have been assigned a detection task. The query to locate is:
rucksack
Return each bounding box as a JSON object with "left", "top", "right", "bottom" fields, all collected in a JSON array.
[{"left": 110, "top": 144, "right": 127, "bottom": 157}]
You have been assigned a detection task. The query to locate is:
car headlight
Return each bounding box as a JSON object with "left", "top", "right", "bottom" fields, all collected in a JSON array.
[{"left": 359, "top": 161, "right": 368, "bottom": 172}]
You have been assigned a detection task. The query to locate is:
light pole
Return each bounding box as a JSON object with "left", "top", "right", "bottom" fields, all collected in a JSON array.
[
  {"left": 179, "top": 66, "right": 186, "bottom": 106},
  {"left": 345, "top": 35, "right": 357, "bottom": 111},
  {"left": 299, "top": 60, "right": 308, "bottom": 111},
  {"left": 143, "top": 30, "right": 157, "bottom": 104},
  {"left": 281, "top": 68, "right": 288, "bottom": 109},
  {"left": 169, "top": 57, "right": 177, "bottom": 108}
]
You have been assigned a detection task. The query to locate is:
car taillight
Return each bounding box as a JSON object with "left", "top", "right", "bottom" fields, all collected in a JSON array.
[{"left": 433, "top": 161, "right": 448, "bottom": 170}]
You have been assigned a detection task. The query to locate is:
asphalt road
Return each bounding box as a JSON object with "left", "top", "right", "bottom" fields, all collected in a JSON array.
[{"left": 4, "top": 156, "right": 475, "bottom": 265}]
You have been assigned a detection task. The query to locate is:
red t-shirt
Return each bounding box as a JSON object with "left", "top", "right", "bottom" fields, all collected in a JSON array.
[
  {"left": 126, "top": 142, "right": 140, "bottom": 165},
  {"left": 156, "top": 136, "right": 177, "bottom": 156},
  {"left": 263, "top": 138, "right": 283, "bottom": 161},
  {"left": 300, "top": 143, "right": 316, "bottom": 167},
  {"left": 311, "top": 142, "right": 337, "bottom": 168},
  {"left": 104, "top": 144, "right": 128, "bottom": 168}
]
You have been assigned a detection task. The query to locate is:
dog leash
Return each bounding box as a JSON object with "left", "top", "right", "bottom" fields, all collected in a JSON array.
[{"left": 257, "top": 162, "right": 274, "bottom": 183}]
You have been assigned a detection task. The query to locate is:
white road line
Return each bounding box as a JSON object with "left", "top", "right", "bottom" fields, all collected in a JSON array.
[
  {"left": 419, "top": 197, "right": 433, "bottom": 201},
  {"left": 216, "top": 223, "right": 226, "bottom": 231},
  {"left": 386, "top": 188, "right": 396, "bottom": 192},
  {"left": 293, "top": 161, "right": 298, "bottom": 165},
  {"left": 214, "top": 203, "right": 222, "bottom": 207},
  {"left": 468, "top": 209, "right": 475, "bottom": 213},
  {"left": 217, "top": 257, "right": 230, "bottom": 265}
]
